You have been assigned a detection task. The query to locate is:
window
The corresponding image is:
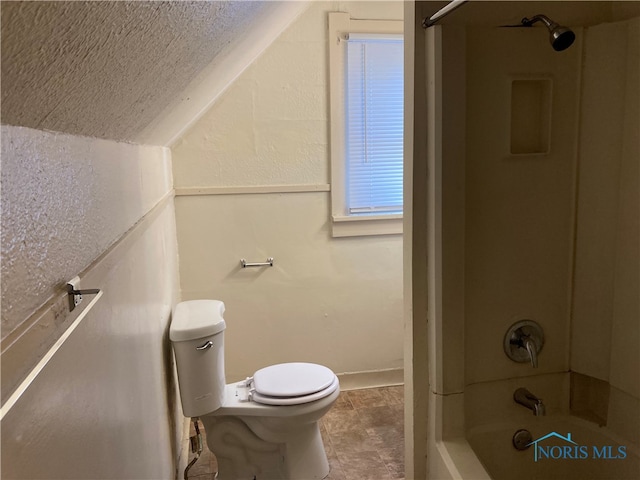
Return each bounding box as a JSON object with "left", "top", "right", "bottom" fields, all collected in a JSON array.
[{"left": 329, "top": 13, "right": 404, "bottom": 237}]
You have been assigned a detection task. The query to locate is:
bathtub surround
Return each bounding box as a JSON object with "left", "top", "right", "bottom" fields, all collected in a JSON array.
[
  {"left": 467, "top": 416, "right": 639, "bottom": 480},
  {"left": 172, "top": 2, "right": 404, "bottom": 387},
  {"left": 570, "top": 17, "right": 640, "bottom": 448},
  {"left": 416, "top": 2, "right": 640, "bottom": 478},
  {"left": 463, "top": 24, "right": 581, "bottom": 386},
  {"left": 0, "top": 126, "right": 181, "bottom": 479},
  {"left": 570, "top": 372, "right": 610, "bottom": 426}
]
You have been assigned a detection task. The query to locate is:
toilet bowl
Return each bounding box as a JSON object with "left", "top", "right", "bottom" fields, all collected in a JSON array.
[{"left": 170, "top": 300, "right": 339, "bottom": 480}]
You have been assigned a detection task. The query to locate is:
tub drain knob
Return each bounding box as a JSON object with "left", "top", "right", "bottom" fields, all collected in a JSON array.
[{"left": 513, "top": 429, "right": 533, "bottom": 450}]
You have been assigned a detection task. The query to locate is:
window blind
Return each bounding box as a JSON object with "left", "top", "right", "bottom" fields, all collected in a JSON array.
[{"left": 346, "top": 35, "right": 404, "bottom": 215}]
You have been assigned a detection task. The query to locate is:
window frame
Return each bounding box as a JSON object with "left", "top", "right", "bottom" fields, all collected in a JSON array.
[{"left": 328, "top": 12, "right": 404, "bottom": 238}]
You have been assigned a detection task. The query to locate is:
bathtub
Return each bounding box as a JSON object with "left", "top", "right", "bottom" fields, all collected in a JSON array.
[{"left": 465, "top": 416, "right": 639, "bottom": 480}]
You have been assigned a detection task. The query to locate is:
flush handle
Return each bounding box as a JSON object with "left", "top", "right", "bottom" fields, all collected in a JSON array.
[{"left": 196, "top": 341, "right": 213, "bottom": 351}]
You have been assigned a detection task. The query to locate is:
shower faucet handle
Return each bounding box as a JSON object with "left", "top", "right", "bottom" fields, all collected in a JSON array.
[
  {"left": 504, "top": 320, "right": 545, "bottom": 368},
  {"left": 523, "top": 336, "right": 539, "bottom": 368}
]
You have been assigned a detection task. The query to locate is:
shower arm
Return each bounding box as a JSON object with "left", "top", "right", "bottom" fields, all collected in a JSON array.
[{"left": 521, "top": 14, "right": 556, "bottom": 29}]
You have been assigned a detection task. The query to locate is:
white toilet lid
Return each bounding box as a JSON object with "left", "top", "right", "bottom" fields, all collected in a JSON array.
[
  {"left": 253, "top": 362, "right": 336, "bottom": 398},
  {"left": 251, "top": 375, "right": 339, "bottom": 406}
]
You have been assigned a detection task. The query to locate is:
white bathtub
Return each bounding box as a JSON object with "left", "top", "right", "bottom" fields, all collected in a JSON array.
[{"left": 466, "top": 416, "right": 639, "bottom": 480}]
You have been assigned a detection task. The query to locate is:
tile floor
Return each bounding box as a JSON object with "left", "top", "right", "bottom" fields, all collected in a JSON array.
[{"left": 185, "top": 385, "right": 405, "bottom": 480}]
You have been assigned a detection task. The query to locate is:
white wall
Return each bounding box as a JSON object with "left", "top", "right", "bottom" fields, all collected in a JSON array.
[
  {"left": 0, "top": 126, "right": 181, "bottom": 479},
  {"left": 172, "top": 1, "right": 404, "bottom": 385}
]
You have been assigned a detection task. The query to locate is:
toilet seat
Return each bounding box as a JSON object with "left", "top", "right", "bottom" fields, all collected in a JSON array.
[{"left": 249, "top": 363, "right": 339, "bottom": 406}]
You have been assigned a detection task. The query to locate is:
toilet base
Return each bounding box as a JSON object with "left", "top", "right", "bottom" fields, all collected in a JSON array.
[
  {"left": 282, "top": 421, "right": 329, "bottom": 480},
  {"left": 201, "top": 415, "right": 330, "bottom": 480}
]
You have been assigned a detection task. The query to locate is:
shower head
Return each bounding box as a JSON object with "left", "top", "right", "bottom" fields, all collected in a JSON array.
[{"left": 521, "top": 14, "right": 575, "bottom": 51}]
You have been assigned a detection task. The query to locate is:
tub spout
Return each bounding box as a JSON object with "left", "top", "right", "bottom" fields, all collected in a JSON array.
[{"left": 514, "top": 388, "right": 545, "bottom": 416}]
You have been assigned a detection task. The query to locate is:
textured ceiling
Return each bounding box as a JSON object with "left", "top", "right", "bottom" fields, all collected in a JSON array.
[{"left": 1, "top": 1, "right": 279, "bottom": 143}]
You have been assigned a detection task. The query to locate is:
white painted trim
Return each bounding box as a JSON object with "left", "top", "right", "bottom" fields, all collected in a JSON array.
[
  {"left": 337, "top": 368, "right": 404, "bottom": 391},
  {"left": 328, "top": 13, "right": 404, "bottom": 238},
  {"left": 427, "top": 25, "right": 444, "bottom": 397},
  {"left": 332, "top": 213, "right": 402, "bottom": 223},
  {"left": 329, "top": 12, "right": 350, "bottom": 224},
  {"left": 174, "top": 184, "right": 330, "bottom": 197},
  {"left": 403, "top": 3, "right": 417, "bottom": 479},
  {"left": 332, "top": 215, "right": 403, "bottom": 237}
]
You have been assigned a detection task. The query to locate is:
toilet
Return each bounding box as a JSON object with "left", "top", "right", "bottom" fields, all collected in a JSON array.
[{"left": 170, "top": 300, "right": 340, "bottom": 480}]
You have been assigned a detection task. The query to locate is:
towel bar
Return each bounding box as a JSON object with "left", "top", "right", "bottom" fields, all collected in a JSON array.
[{"left": 240, "top": 258, "right": 274, "bottom": 268}]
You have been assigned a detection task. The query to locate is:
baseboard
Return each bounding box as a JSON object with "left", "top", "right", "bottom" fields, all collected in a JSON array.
[{"left": 337, "top": 368, "right": 404, "bottom": 391}]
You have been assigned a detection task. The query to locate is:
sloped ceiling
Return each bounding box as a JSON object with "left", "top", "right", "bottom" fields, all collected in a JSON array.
[{"left": 1, "top": 1, "right": 306, "bottom": 145}]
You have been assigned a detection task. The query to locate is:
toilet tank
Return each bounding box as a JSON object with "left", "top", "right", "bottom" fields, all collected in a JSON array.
[{"left": 170, "top": 300, "right": 226, "bottom": 417}]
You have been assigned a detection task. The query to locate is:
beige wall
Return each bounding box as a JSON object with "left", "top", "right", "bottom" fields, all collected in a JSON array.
[
  {"left": 0, "top": 126, "right": 181, "bottom": 479},
  {"left": 172, "top": 1, "right": 404, "bottom": 384}
]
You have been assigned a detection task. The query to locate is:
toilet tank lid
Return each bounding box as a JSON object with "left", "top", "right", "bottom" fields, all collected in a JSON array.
[{"left": 170, "top": 300, "right": 226, "bottom": 342}]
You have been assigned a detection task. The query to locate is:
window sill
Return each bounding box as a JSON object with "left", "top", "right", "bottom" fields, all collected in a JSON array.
[{"left": 331, "top": 214, "right": 403, "bottom": 238}]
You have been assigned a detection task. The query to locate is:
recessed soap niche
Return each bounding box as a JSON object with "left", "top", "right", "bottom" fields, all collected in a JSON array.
[{"left": 510, "top": 76, "right": 553, "bottom": 155}]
